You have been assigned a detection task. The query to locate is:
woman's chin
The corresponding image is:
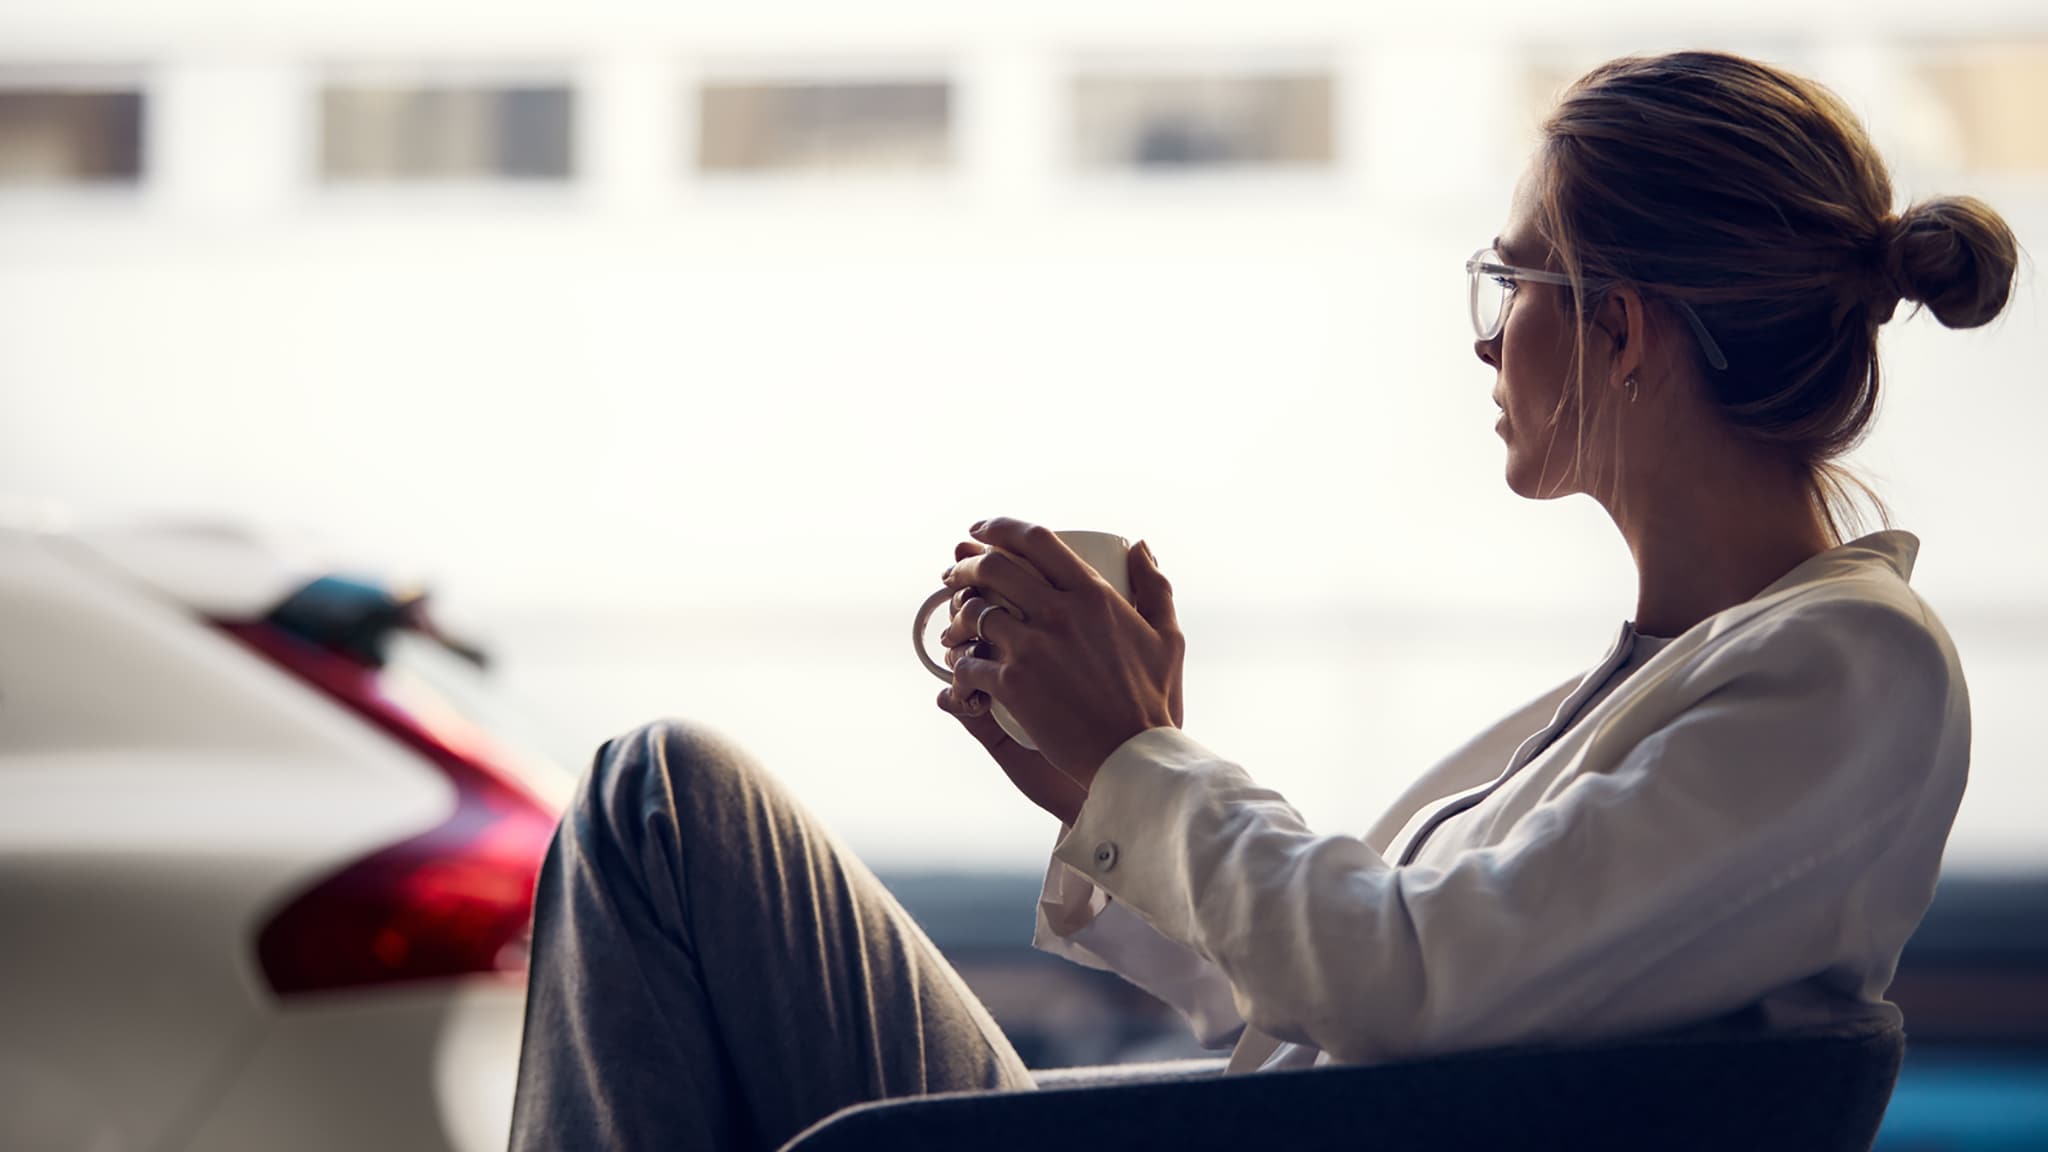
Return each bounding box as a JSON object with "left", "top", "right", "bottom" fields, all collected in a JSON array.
[
  {"left": 1499, "top": 428, "right": 1565, "bottom": 499},
  {"left": 1501, "top": 446, "right": 1544, "bottom": 500},
  {"left": 1505, "top": 459, "right": 1575, "bottom": 501},
  {"left": 1499, "top": 426, "right": 1527, "bottom": 494}
]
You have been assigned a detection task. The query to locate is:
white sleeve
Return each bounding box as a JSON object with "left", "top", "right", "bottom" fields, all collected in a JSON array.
[
  {"left": 1025, "top": 675, "right": 1571, "bottom": 1052},
  {"left": 1032, "top": 826, "right": 1246, "bottom": 1049},
  {"left": 1051, "top": 599, "right": 1953, "bottom": 1064}
]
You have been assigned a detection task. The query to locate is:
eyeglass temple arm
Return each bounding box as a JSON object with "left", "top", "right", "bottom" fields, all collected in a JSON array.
[
  {"left": 1476, "top": 264, "right": 1731, "bottom": 372},
  {"left": 1673, "top": 302, "right": 1729, "bottom": 370}
]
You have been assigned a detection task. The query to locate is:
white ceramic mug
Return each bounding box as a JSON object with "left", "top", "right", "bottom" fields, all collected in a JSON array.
[{"left": 913, "top": 529, "right": 1132, "bottom": 750}]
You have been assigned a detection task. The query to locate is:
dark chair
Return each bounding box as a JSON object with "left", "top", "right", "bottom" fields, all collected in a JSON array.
[{"left": 781, "top": 1022, "right": 1905, "bottom": 1151}]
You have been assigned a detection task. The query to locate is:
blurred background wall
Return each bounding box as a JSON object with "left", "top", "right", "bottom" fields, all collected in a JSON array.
[{"left": 1, "top": 0, "right": 2042, "bottom": 871}]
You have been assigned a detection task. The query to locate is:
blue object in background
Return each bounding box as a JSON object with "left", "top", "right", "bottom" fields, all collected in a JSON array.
[{"left": 1876, "top": 1050, "right": 2048, "bottom": 1151}]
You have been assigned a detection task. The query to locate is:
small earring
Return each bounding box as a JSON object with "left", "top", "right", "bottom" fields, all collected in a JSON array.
[{"left": 1624, "top": 374, "right": 1639, "bottom": 403}]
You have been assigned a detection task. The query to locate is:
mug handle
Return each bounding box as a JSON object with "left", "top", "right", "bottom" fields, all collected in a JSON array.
[{"left": 912, "top": 587, "right": 956, "bottom": 682}]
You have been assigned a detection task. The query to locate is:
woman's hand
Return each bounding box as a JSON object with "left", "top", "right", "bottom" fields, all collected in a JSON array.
[
  {"left": 937, "top": 687, "right": 1088, "bottom": 826},
  {"left": 937, "top": 517, "right": 1184, "bottom": 789},
  {"left": 936, "top": 539, "right": 1090, "bottom": 825}
]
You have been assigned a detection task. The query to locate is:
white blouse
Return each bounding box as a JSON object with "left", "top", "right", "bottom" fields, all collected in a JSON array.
[{"left": 1032, "top": 530, "right": 1970, "bottom": 1073}]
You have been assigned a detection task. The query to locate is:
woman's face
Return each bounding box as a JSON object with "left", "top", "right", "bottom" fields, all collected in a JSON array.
[{"left": 1476, "top": 165, "right": 1605, "bottom": 501}]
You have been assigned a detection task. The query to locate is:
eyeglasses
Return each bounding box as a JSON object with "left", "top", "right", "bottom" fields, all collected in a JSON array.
[{"left": 1466, "top": 248, "right": 1729, "bottom": 371}]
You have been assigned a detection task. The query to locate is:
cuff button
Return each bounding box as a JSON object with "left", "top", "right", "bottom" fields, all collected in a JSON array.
[{"left": 1092, "top": 841, "right": 1119, "bottom": 871}]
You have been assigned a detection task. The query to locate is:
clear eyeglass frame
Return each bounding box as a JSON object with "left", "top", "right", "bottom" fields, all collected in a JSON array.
[{"left": 1465, "top": 247, "right": 1730, "bottom": 372}]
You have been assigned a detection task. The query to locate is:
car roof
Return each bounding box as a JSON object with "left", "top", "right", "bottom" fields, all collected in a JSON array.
[{"left": 10, "top": 517, "right": 327, "bottom": 620}]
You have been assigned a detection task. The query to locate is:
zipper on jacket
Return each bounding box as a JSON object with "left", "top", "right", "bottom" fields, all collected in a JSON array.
[{"left": 1394, "top": 623, "right": 1639, "bottom": 867}]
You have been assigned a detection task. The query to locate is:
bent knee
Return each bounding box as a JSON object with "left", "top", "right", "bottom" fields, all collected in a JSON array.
[
  {"left": 610, "top": 717, "right": 747, "bottom": 768},
  {"left": 584, "top": 719, "right": 763, "bottom": 819}
]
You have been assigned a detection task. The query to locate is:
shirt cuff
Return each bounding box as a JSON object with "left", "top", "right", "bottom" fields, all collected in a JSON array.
[
  {"left": 1031, "top": 807, "right": 1249, "bottom": 1048},
  {"left": 1051, "top": 725, "right": 1227, "bottom": 946},
  {"left": 1037, "top": 823, "right": 1113, "bottom": 938}
]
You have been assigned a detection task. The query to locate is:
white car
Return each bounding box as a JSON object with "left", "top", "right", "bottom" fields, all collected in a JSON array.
[{"left": 0, "top": 521, "right": 570, "bottom": 1152}]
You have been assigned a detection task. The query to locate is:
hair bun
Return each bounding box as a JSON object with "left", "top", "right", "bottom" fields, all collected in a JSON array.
[{"left": 1885, "top": 196, "right": 2020, "bottom": 329}]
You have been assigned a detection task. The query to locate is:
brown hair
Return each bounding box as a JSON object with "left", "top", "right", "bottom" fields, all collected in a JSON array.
[{"left": 1534, "top": 51, "right": 2021, "bottom": 541}]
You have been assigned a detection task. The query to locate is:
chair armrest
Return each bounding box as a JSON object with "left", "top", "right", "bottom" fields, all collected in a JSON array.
[{"left": 781, "top": 1026, "right": 1903, "bottom": 1152}]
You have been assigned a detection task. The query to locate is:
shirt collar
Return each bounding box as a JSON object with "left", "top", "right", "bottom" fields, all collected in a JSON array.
[
  {"left": 1752, "top": 528, "right": 1920, "bottom": 601},
  {"left": 1615, "top": 528, "right": 1920, "bottom": 656}
]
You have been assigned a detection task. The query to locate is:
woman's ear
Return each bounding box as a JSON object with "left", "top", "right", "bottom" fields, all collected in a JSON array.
[{"left": 1593, "top": 288, "right": 1648, "bottom": 388}]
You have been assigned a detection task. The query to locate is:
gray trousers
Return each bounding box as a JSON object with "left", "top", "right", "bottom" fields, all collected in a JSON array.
[{"left": 509, "top": 720, "right": 1039, "bottom": 1152}]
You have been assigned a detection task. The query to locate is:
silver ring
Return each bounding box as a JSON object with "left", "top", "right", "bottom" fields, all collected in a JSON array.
[{"left": 973, "top": 603, "right": 1010, "bottom": 642}]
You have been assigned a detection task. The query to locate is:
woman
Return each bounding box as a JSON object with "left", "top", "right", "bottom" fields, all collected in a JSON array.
[{"left": 510, "top": 51, "right": 2015, "bottom": 1150}]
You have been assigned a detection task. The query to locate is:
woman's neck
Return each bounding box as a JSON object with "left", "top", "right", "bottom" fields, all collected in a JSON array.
[{"left": 1606, "top": 452, "right": 1834, "bottom": 639}]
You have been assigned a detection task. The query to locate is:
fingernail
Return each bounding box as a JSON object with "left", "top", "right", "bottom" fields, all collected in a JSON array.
[
  {"left": 1139, "top": 540, "right": 1158, "bottom": 565},
  {"left": 941, "top": 565, "right": 955, "bottom": 583},
  {"left": 969, "top": 520, "right": 987, "bottom": 534}
]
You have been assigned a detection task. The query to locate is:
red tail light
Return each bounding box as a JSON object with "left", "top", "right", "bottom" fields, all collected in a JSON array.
[{"left": 223, "top": 621, "right": 562, "bottom": 996}]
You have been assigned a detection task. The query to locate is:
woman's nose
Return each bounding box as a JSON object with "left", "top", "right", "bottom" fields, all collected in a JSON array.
[{"left": 1474, "top": 335, "right": 1500, "bottom": 370}]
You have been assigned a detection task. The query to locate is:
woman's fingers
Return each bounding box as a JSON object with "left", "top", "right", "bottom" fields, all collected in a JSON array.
[
  {"left": 936, "top": 684, "right": 989, "bottom": 716},
  {"left": 968, "top": 518, "right": 1096, "bottom": 592},
  {"left": 1128, "top": 540, "right": 1179, "bottom": 637},
  {"left": 939, "top": 595, "right": 1025, "bottom": 650},
  {"left": 946, "top": 542, "right": 986, "bottom": 616},
  {"left": 948, "top": 649, "right": 1004, "bottom": 710},
  {"left": 942, "top": 547, "right": 1056, "bottom": 620},
  {"left": 943, "top": 639, "right": 994, "bottom": 672}
]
